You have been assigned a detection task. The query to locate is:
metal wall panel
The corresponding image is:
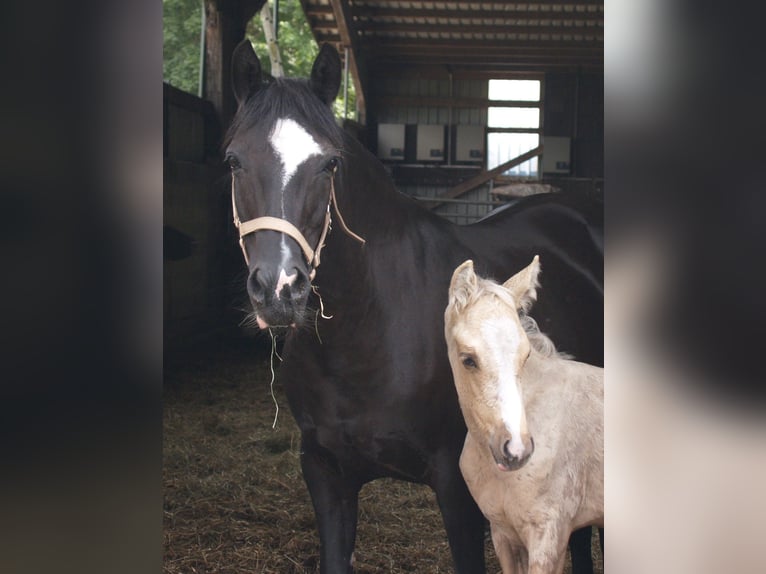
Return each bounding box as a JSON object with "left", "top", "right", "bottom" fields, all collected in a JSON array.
[{"left": 398, "top": 184, "right": 495, "bottom": 225}]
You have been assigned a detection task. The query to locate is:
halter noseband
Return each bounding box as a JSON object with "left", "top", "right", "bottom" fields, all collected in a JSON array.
[{"left": 231, "top": 167, "right": 365, "bottom": 280}]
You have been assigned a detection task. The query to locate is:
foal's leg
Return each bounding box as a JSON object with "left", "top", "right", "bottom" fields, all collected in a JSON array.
[
  {"left": 552, "top": 544, "right": 570, "bottom": 574},
  {"left": 300, "top": 443, "right": 361, "bottom": 574},
  {"left": 527, "top": 528, "right": 569, "bottom": 574},
  {"left": 568, "top": 527, "right": 594, "bottom": 574},
  {"left": 432, "top": 451, "right": 487, "bottom": 574},
  {"left": 490, "top": 527, "right": 518, "bottom": 574}
]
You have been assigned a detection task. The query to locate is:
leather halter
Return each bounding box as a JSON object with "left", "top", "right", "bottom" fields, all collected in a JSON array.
[{"left": 231, "top": 167, "right": 365, "bottom": 280}]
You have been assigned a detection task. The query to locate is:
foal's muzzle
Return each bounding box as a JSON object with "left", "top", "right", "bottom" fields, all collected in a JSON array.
[{"left": 491, "top": 435, "right": 535, "bottom": 472}]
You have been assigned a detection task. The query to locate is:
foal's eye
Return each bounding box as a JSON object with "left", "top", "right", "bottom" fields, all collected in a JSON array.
[{"left": 461, "top": 355, "right": 477, "bottom": 369}]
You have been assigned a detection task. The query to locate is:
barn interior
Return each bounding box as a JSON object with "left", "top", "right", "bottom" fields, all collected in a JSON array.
[
  {"left": 164, "top": 0, "right": 604, "bottom": 349},
  {"left": 164, "top": 2, "right": 603, "bottom": 571}
]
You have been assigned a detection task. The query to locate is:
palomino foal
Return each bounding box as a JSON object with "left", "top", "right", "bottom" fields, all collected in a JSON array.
[{"left": 444, "top": 257, "right": 604, "bottom": 574}]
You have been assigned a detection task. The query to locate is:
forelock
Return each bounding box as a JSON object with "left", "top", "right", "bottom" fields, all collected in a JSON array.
[{"left": 224, "top": 78, "right": 344, "bottom": 151}]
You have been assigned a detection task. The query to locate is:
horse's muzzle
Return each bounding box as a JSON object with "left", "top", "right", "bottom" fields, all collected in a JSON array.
[{"left": 247, "top": 264, "right": 311, "bottom": 328}]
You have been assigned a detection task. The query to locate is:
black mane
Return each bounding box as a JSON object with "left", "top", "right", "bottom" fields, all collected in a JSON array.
[{"left": 224, "top": 77, "right": 345, "bottom": 150}]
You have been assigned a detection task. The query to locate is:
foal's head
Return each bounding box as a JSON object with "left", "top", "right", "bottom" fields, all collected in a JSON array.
[
  {"left": 444, "top": 257, "right": 541, "bottom": 471},
  {"left": 225, "top": 41, "right": 344, "bottom": 329}
]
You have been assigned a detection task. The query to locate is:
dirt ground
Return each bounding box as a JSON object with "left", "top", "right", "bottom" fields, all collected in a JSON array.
[{"left": 163, "top": 336, "right": 602, "bottom": 573}]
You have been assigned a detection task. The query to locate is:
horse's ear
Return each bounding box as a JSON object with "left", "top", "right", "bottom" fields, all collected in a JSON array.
[
  {"left": 449, "top": 260, "right": 477, "bottom": 306},
  {"left": 232, "top": 40, "right": 263, "bottom": 108},
  {"left": 503, "top": 255, "right": 541, "bottom": 312},
  {"left": 310, "top": 44, "right": 342, "bottom": 105}
]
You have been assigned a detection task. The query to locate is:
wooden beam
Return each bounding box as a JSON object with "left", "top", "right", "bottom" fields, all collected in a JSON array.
[
  {"left": 367, "top": 51, "right": 603, "bottom": 67},
  {"left": 355, "top": 7, "right": 603, "bottom": 21},
  {"left": 358, "top": 23, "right": 603, "bottom": 37},
  {"left": 432, "top": 146, "right": 544, "bottom": 205},
  {"left": 432, "top": 0, "right": 602, "bottom": 4},
  {"left": 303, "top": 4, "right": 333, "bottom": 15},
  {"left": 372, "top": 96, "right": 542, "bottom": 109},
  {"left": 365, "top": 47, "right": 603, "bottom": 66},
  {"left": 368, "top": 38, "right": 602, "bottom": 50},
  {"left": 370, "top": 51, "right": 603, "bottom": 63},
  {"left": 203, "top": 0, "right": 266, "bottom": 144}
]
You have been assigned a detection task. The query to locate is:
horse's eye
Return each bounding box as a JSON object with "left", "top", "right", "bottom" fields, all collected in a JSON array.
[
  {"left": 324, "top": 157, "right": 339, "bottom": 173},
  {"left": 461, "top": 355, "right": 477, "bottom": 369},
  {"left": 225, "top": 153, "right": 241, "bottom": 171}
]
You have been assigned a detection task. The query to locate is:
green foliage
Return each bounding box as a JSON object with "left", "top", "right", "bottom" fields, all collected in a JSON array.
[
  {"left": 163, "top": 0, "right": 202, "bottom": 94},
  {"left": 245, "top": 0, "right": 317, "bottom": 79},
  {"left": 245, "top": 0, "right": 357, "bottom": 119}
]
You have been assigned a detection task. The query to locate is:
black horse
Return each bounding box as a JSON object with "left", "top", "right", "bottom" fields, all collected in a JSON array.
[{"left": 225, "top": 41, "right": 603, "bottom": 574}]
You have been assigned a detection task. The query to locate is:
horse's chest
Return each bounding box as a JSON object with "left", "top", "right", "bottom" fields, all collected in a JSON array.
[
  {"left": 308, "top": 414, "right": 431, "bottom": 481},
  {"left": 281, "top": 333, "right": 456, "bottom": 480},
  {"left": 287, "top": 373, "right": 439, "bottom": 480}
]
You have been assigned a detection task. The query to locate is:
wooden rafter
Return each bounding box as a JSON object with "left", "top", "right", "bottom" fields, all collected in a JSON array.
[{"left": 353, "top": 7, "right": 603, "bottom": 22}]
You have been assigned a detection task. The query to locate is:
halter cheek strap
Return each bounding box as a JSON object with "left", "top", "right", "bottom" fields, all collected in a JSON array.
[{"left": 231, "top": 168, "right": 364, "bottom": 280}]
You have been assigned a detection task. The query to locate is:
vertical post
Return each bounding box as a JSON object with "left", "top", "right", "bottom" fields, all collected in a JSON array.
[
  {"left": 343, "top": 46, "right": 350, "bottom": 120},
  {"left": 273, "top": 0, "right": 279, "bottom": 41},
  {"left": 260, "top": 1, "right": 283, "bottom": 77},
  {"left": 202, "top": 0, "right": 264, "bottom": 151},
  {"left": 198, "top": 0, "right": 206, "bottom": 98},
  {"left": 204, "top": 0, "right": 238, "bottom": 131},
  {"left": 446, "top": 69, "right": 453, "bottom": 165}
]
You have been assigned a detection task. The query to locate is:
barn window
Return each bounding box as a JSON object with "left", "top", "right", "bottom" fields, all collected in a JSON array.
[{"left": 486, "top": 79, "right": 542, "bottom": 177}]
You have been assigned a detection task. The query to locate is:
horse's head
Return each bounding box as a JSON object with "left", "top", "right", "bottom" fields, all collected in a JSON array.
[
  {"left": 225, "top": 41, "right": 344, "bottom": 329},
  {"left": 445, "top": 257, "right": 541, "bottom": 472}
]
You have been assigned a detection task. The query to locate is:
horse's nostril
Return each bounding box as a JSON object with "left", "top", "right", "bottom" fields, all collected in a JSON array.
[
  {"left": 248, "top": 269, "right": 267, "bottom": 304},
  {"left": 292, "top": 267, "right": 309, "bottom": 296}
]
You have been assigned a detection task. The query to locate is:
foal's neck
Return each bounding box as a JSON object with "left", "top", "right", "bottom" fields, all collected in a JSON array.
[{"left": 519, "top": 351, "right": 567, "bottom": 397}]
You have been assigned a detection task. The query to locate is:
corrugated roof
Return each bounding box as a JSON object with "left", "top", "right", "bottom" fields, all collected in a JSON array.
[{"left": 299, "top": 0, "right": 603, "bottom": 119}]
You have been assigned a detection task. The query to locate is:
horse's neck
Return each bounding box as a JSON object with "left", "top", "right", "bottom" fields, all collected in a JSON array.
[
  {"left": 311, "top": 141, "right": 401, "bottom": 318},
  {"left": 338, "top": 137, "right": 405, "bottom": 225},
  {"left": 325, "top": 138, "right": 431, "bottom": 282}
]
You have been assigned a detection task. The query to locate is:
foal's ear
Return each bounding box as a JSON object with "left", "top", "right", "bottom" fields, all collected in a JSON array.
[
  {"left": 503, "top": 255, "right": 541, "bottom": 312},
  {"left": 449, "top": 260, "right": 478, "bottom": 302},
  {"left": 310, "top": 44, "right": 342, "bottom": 105},
  {"left": 232, "top": 40, "right": 263, "bottom": 108}
]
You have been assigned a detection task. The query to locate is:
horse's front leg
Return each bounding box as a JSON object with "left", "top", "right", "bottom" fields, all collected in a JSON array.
[
  {"left": 568, "top": 527, "right": 594, "bottom": 574},
  {"left": 300, "top": 440, "right": 361, "bottom": 574},
  {"left": 432, "top": 449, "right": 487, "bottom": 574}
]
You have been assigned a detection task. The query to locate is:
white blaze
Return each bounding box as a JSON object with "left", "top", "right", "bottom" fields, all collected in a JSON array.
[
  {"left": 275, "top": 268, "right": 297, "bottom": 298},
  {"left": 269, "top": 118, "right": 322, "bottom": 189},
  {"left": 269, "top": 117, "right": 323, "bottom": 281},
  {"left": 482, "top": 318, "right": 526, "bottom": 458}
]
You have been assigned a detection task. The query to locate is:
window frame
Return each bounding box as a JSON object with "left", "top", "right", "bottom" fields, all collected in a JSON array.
[{"left": 486, "top": 75, "right": 545, "bottom": 179}]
